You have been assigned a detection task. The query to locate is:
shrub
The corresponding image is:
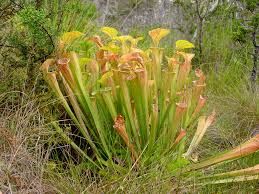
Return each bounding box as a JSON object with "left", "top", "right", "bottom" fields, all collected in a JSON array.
[
  {"left": 41, "top": 27, "right": 259, "bottom": 187},
  {"left": 0, "top": 0, "right": 97, "bottom": 92}
]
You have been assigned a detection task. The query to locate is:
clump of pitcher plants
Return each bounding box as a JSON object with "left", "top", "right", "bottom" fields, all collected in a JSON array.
[{"left": 41, "top": 27, "right": 259, "bottom": 186}]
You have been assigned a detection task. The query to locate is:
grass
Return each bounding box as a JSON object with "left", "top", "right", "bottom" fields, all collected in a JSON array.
[
  {"left": 206, "top": 58, "right": 259, "bottom": 146},
  {"left": 0, "top": 92, "right": 53, "bottom": 193}
]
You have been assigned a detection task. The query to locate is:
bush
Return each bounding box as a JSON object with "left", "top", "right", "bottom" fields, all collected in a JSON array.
[{"left": 0, "top": 0, "right": 97, "bottom": 92}]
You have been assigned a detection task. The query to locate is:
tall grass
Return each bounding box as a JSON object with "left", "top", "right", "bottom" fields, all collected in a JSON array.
[{"left": 0, "top": 92, "right": 54, "bottom": 193}]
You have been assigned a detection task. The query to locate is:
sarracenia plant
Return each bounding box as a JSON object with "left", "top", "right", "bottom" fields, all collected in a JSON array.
[{"left": 41, "top": 27, "right": 259, "bottom": 182}]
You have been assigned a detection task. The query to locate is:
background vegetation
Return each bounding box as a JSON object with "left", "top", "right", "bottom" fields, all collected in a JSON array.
[{"left": 0, "top": 0, "right": 258, "bottom": 193}]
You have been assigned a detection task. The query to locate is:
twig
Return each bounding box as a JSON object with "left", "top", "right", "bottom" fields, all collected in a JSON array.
[
  {"left": 0, "top": 44, "right": 16, "bottom": 49},
  {"left": 10, "top": 0, "right": 23, "bottom": 9},
  {"left": 40, "top": 25, "right": 55, "bottom": 51}
]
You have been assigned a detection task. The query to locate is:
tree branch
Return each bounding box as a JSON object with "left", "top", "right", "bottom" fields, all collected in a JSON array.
[{"left": 40, "top": 24, "right": 55, "bottom": 51}]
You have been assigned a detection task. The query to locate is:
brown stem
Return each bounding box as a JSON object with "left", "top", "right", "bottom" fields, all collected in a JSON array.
[
  {"left": 250, "top": 27, "right": 258, "bottom": 92},
  {"left": 195, "top": 0, "right": 204, "bottom": 63},
  {"left": 198, "top": 18, "right": 203, "bottom": 62}
]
